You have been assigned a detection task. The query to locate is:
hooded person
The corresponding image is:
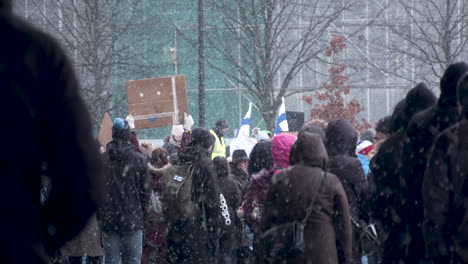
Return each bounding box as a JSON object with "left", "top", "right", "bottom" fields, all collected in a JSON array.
[
  {"left": 325, "top": 119, "right": 368, "bottom": 264},
  {"left": 98, "top": 118, "right": 151, "bottom": 264},
  {"left": 423, "top": 72, "right": 468, "bottom": 264},
  {"left": 262, "top": 132, "right": 353, "bottom": 264},
  {"left": 0, "top": 1, "right": 105, "bottom": 262},
  {"left": 399, "top": 62, "right": 468, "bottom": 264},
  {"left": 165, "top": 128, "right": 224, "bottom": 264},
  {"left": 368, "top": 83, "right": 437, "bottom": 264},
  {"left": 299, "top": 124, "right": 326, "bottom": 144},
  {"left": 163, "top": 124, "right": 185, "bottom": 164},
  {"left": 242, "top": 133, "right": 296, "bottom": 262},
  {"left": 210, "top": 118, "right": 230, "bottom": 159}
]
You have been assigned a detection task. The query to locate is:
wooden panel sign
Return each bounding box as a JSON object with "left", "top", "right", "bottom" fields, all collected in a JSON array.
[
  {"left": 98, "top": 112, "right": 113, "bottom": 149},
  {"left": 126, "top": 75, "right": 188, "bottom": 129}
]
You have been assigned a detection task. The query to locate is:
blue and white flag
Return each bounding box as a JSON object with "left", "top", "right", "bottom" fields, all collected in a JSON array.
[
  {"left": 230, "top": 103, "right": 257, "bottom": 157},
  {"left": 274, "top": 97, "right": 289, "bottom": 135},
  {"left": 235, "top": 103, "right": 252, "bottom": 138}
]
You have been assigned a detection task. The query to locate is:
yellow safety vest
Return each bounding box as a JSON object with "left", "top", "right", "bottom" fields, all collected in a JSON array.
[{"left": 210, "top": 129, "right": 226, "bottom": 159}]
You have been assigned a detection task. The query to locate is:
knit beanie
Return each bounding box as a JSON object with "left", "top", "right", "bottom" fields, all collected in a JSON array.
[
  {"left": 171, "top": 124, "right": 184, "bottom": 137},
  {"left": 112, "top": 118, "right": 131, "bottom": 141},
  {"left": 356, "top": 140, "right": 374, "bottom": 155}
]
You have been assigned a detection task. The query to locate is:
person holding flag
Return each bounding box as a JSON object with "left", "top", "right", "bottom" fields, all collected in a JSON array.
[{"left": 229, "top": 103, "right": 258, "bottom": 157}]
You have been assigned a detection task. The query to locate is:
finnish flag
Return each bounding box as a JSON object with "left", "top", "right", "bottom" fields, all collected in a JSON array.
[
  {"left": 230, "top": 103, "right": 257, "bottom": 156},
  {"left": 235, "top": 102, "right": 252, "bottom": 138},
  {"left": 274, "top": 97, "right": 289, "bottom": 135}
]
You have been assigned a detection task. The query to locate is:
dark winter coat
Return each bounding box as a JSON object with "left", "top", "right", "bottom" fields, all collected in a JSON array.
[
  {"left": 166, "top": 144, "right": 224, "bottom": 263},
  {"left": 243, "top": 133, "right": 297, "bottom": 231},
  {"left": 262, "top": 132, "right": 353, "bottom": 264},
  {"left": 219, "top": 170, "right": 244, "bottom": 252},
  {"left": 231, "top": 165, "right": 250, "bottom": 198},
  {"left": 97, "top": 140, "right": 150, "bottom": 233},
  {"left": 368, "top": 83, "right": 436, "bottom": 263},
  {"left": 423, "top": 120, "right": 468, "bottom": 264},
  {"left": 163, "top": 136, "right": 181, "bottom": 164},
  {"left": 325, "top": 119, "right": 368, "bottom": 264},
  {"left": 0, "top": 5, "right": 104, "bottom": 262},
  {"left": 400, "top": 62, "right": 468, "bottom": 263}
]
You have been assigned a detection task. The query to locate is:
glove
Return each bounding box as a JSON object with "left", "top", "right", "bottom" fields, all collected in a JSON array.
[
  {"left": 183, "top": 112, "right": 194, "bottom": 130},
  {"left": 126, "top": 114, "right": 135, "bottom": 130}
]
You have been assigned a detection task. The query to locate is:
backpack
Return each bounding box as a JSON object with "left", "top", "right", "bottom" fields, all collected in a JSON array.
[{"left": 161, "top": 164, "right": 196, "bottom": 222}]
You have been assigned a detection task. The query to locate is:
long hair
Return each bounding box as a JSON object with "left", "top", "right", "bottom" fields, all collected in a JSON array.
[
  {"left": 213, "top": 156, "right": 229, "bottom": 180},
  {"left": 248, "top": 141, "right": 273, "bottom": 175},
  {"left": 150, "top": 147, "right": 169, "bottom": 168}
]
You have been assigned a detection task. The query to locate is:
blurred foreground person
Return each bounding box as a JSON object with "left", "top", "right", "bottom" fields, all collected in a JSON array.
[
  {"left": 97, "top": 118, "right": 150, "bottom": 264},
  {"left": 0, "top": 1, "right": 104, "bottom": 262},
  {"left": 400, "top": 62, "right": 468, "bottom": 263},
  {"left": 262, "top": 132, "right": 352, "bottom": 264},
  {"left": 369, "top": 83, "right": 436, "bottom": 264},
  {"left": 423, "top": 73, "right": 468, "bottom": 264}
]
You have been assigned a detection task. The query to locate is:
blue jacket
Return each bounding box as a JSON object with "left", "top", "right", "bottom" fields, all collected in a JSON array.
[{"left": 358, "top": 154, "right": 370, "bottom": 177}]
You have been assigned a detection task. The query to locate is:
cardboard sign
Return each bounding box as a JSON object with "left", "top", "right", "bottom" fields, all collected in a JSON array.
[
  {"left": 126, "top": 75, "right": 188, "bottom": 129},
  {"left": 98, "top": 112, "right": 113, "bottom": 149}
]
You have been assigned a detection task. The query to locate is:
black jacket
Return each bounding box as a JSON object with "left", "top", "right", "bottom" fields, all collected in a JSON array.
[
  {"left": 400, "top": 63, "right": 468, "bottom": 263},
  {"left": 98, "top": 140, "right": 150, "bottom": 232},
  {"left": 0, "top": 5, "right": 104, "bottom": 262},
  {"left": 167, "top": 145, "right": 224, "bottom": 263},
  {"left": 325, "top": 119, "right": 368, "bottom": 264},
  {"left": 369, "top": 83, "right": 436, "bottom": 263},
  {"left": 423, "top": 120, "right": 468, "bottom": 264}
]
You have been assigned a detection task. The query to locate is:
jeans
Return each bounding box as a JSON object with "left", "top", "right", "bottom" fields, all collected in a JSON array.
[{"left": 102, "top": 230, "right": 143, "bottom": 264}]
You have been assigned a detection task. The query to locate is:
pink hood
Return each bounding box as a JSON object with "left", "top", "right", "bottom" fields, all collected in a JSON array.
[{"left": 271, "top": 133, "right": 296, "bottom": 168}]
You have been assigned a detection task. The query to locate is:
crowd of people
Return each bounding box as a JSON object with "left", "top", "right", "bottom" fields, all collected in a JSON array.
[{"left": 2, "top": 1, "right": 468, "bottom": 263}]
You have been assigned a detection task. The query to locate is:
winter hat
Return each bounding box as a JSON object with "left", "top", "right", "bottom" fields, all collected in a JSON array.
[
  {"left": 188, "top": 128, "right": 214, "bottom": 150},
  {"left": 360, "top": 129, "right": 376, "bottom": 143},
  {"left": 140, "top": 141, "right": 154, "bottom": 158},
  {"left": 112, "top": 118, "right": 131, "bottom": 141},
  {"left": 232, "top": 149, "right": 249, "bottom": 163},
  {"left": 356, "top": 140, "right": 374, "bottom": 155},
  {"left": 171, "top": 124, "right": 184, "bottom": 137},
  {"left": 215, "top": 118, "right": 229, "bottom": 129},
  {"left": 439, "top": 62, "right": 468, "bottom": 107},
  {"left": 256, "top": 131, "right": 270, "bottom": 141},
  {"left": 457, "top": 73, "right": 468, "bottom": 118}
]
